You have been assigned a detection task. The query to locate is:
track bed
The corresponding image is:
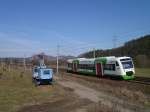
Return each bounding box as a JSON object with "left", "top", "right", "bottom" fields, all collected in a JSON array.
[{"left": 12, "top": 70, "right": 150, "bottom": 112}]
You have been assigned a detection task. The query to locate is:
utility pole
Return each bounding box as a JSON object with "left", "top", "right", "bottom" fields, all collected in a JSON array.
[
  {"left": 56, "top": 44, "right": 59, "bottom": 75},
  {"left": 8, "top": 58, "right": 10, "bottom": 72},
  {"left": 10, "top": 58, "right": 12, "bottom": 71},
  {"left": 93, "top": 48, "right": 95, "bottom": 58},
  {"left": 23, "top": 54, "right": 26, "bottom": 71},
  {"left": 0, "top": 58, "right": 1, "bottom": 68},
  {"left": 39, "top": 54, "right": 45, "bottom": 66}
]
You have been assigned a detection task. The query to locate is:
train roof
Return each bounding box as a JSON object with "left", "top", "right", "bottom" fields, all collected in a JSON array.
[
  {"left": 67, "top": 59, "right": 74, "bottom": 63},
  {"left": 77, "top": 58, "right": 95, "bottom": 61},
  {"left": 67, "top": 56, "right": 132, "bottom": 63},
  {"left": 116, "top": 56, "right": 131, "bottom": 60},
  {"left": 33, "top": 65, "right": 52, "bottom": 70},
  {"left": 67, "top": 58, "right": 91, "bottom": 62}
]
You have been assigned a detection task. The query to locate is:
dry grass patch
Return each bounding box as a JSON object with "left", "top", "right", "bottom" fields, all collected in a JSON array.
[{"left": 0, "top": 68, "right": 59, "bottom": 112}]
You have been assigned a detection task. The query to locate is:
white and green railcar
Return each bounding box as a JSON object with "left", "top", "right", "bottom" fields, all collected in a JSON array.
[{"left": 67, "top": 56, "right": 135, "bottom": 80}]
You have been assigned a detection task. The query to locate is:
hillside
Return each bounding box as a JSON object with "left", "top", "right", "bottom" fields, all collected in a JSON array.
[
  {"left": 79, "top": 35, "right": 150, "bottom": 67},
  {"left": 0, "top": 53, "right": 75, "bottom": 67},
  {"left": 31, "top": 53, "right": 75, "bottom": 66}
]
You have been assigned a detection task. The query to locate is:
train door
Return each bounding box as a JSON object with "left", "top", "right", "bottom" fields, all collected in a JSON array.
[
  {"left": 73, "top": 63, "right": 77, "bottom": 72},
  {"left": 96, "top": 63, "right": 103, "bottom": 77}
]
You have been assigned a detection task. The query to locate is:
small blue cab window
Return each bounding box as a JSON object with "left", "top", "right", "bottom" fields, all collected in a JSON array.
[
  {"left": 34, "top": 68, "right": 38, "bottom": 72},
  {"left": 43, "top": 70, "right": 50, "bottom": 75}
]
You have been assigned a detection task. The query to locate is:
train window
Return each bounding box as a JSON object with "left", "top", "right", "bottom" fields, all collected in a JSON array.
[
  {"left": 120, "top": 58, "right": 131, "bottom": 61},
  {"left": 34, "top": 68, "right": 38, "bottom": 72},
  {"left": 68, "top": 63, "right": 72, "bottom": 68},
  {"left": 104, "top": 64, "right": 115, "bottom": 71},
  {"left": 78, "top": 64, "right": 95, "bottom": 70},
  {"left": 116, "top": 61, "right": 119, "bottom": 66},
  {"left": 43, "top": 70, "right": 50, "bottom": 75},
  {"left": 121, "top": 61, "right": 133, "bottom": 69},
  {"left": 38, "top": 69, "right": 41, "bottom": 74}
]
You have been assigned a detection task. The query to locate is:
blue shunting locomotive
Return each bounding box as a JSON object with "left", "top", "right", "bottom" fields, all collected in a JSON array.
[{"left": 32, "top": 65, "right": 53, "bottom": 85}]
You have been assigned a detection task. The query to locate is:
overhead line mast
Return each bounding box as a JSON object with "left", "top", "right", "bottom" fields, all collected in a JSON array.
[
  {"left": 56, "top": 44, "right": 59, "bottom": 75},
  {"left": 24, "top": 54, "right": 26, "bottom": 71},
  {"left": 93, "top": 48, "right": 95, "bottom": 58}
]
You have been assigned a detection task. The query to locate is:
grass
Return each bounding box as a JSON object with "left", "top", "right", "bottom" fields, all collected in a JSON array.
[
  {"left": 0, "top": 66, "right": 149, "bottom": 112},
  {"left": 135, "top": 68, "right": 150, "bottom": 77},
  {"left": 0, "top": 67, "right": 56, "bottom": 112}
]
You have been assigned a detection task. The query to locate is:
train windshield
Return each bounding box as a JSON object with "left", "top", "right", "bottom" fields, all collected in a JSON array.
[
  {"left": 43, "top": 70, "right": 50, "bottom": 75},
  {"left": 121, "top": 61, "right": 133, "bottom": 69}
]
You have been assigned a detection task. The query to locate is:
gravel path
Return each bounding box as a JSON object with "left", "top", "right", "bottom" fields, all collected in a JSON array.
[{"left": 56, "top": 75, "right": 150, "bottom": 112}]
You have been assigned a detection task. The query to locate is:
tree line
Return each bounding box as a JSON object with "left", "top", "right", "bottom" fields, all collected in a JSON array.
[{"left": 79, "top": 35, "right": 150, "bottom": 68}]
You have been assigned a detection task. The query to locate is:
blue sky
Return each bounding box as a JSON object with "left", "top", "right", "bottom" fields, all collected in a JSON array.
[{"left": 0, "top": 0, "right": 150, "bottom": 57}]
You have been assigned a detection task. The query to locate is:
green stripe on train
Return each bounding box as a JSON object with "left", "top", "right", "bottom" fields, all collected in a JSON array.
[
  {"left": 95, "top": 57, "right": 107, "bottom": 64},
  {"left": 67, "top": 69, "right": 135, "bottom": 80},
  {"left": 121, "top": 75, "right": 135, "bottom": 80},
  {"left": 72, "top": 60, "right": 79, "bottom": 64},
  {"left": 77, "top": 69, "right": 96, "bottom": 76}
]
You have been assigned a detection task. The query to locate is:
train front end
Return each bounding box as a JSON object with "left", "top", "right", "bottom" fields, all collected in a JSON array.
[{"left": 118, "top": 57, "right": 135, "bottom": 80}]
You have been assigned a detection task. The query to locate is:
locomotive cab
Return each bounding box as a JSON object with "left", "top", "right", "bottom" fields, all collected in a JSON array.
[
  {"left": 117, "top": 57, "right": 135, "bottom": 80},
  {"left": 32, "top": 66, "right": 53, "bottom": 85}
]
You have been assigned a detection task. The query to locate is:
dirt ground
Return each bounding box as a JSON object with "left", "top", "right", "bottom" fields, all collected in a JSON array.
[{"left": 18, "top": 72, "right": 150, "bottom": 112}]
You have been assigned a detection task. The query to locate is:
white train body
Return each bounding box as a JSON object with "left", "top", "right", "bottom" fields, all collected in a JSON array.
[{"left": 67, "top": 56, "right": 135, "bottom": 80}]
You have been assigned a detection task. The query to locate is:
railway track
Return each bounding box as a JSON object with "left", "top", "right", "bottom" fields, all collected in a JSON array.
[
  {"left": 67, "top": 72, "right": 150, "bottom": 86},
  {"left": 53, "top": 67, "right": 150, "bottom": 86},
  {"left": 127, "top": 76, "right": 150, "bottom": 85}
]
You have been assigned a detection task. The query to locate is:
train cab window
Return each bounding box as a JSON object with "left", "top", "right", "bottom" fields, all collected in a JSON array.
[
  {"left": 111, "top": 64, "right": 115, "bottom": 70},
  {"left": 38, "top": 69, "right": 41, "bottom": 74},
  {"left": 116, "top": 61, "right": 119, "bottom": 66},
  {"left": 43, "top": 70, "right": 50, "bottom": 75},
  {"left": 34, "top": 68, "right": 38, "bottom": 72}
]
